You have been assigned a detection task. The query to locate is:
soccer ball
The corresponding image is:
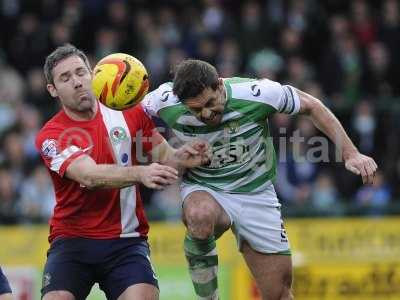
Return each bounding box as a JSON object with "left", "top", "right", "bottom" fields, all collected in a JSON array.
[{"left": 92, "top": 53, "right": 149, "bottom": 110}]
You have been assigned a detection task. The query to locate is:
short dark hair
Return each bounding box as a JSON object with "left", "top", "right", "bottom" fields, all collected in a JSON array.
[
  {"left": 43, "top": 43, "right": 91, "bottom": 85},
  {"left": 173, "top": 59, "right": 219, "bottom": 101}
]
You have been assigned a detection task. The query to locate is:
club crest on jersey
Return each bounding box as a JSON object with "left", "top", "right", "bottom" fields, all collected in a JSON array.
[
  {"left": 110, "top": 126, "right": 128, "bottom": 144},
  {"left": 42, "top": 273, "right": 51, "bottom": 288},
  {"left": 225, "top": 120, "right": 240, "bottom": 135},
  {"left": 41, "top": 139, "right": 58, "bottom": 158}
]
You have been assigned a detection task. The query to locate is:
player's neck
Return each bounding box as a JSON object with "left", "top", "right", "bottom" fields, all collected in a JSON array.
[{"left": 63, "top": 101, "right": 98, "bottom": 121}]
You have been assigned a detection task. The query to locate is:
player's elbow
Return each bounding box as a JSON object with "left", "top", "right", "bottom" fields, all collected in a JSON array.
[
  {"left": 308, "top": 98, "right": 325, "bottom": 117},
  {"left": 78, "top": 173, "right": 99, "bottom": 189},
  {"left": 65, "top": 156, "right": 102, "bottom": 189},
  {"left": 298, "top": 90, "right": 324, "bottom": 116}
]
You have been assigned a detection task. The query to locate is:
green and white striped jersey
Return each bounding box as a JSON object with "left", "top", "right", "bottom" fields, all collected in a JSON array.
[{"left": 142, "top": 77, "right": 300, "bottom": 193}]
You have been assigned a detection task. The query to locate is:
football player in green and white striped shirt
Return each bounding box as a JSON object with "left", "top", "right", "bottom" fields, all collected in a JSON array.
[{"left": 142, "top": 60, "right": 377, "bottom": 300}]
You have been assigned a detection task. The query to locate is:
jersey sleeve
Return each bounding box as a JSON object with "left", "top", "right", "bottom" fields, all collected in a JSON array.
[
  {"left": 257, "top": 79, "right": 300, "bottom": 115},
  {"left": 35, "top": 127, "right": 87, "bottom": 177},
  {"left": 228, "top": 78, "right": 300, "bottom": 115},
  {"left": 141, "top": 82, "right": 177, "bottom": 118}
]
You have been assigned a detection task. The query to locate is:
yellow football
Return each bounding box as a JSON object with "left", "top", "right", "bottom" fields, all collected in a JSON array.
[{"left": 92, "top": 53, "right": 149, "bottom": 110}]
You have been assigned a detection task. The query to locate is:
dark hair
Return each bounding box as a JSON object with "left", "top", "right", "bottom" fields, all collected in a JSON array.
[
  {"left": 173, "top": 59, "right": 219, "bottom": 101},
  {"left": 43, "top": 43, "right": 91, "bottom": 85}
]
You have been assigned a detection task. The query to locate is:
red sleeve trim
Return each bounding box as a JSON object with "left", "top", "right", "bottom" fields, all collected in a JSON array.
[{"left": 59, "top": 151, "right": 85, "bottom": 177}]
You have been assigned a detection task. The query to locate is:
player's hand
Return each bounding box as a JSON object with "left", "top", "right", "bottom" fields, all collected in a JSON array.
[
  {"left": 175, "top": 139, "right": 212, "bottom": 168},
  {"left": 344, "top": 152, "right": 378, "bottom": 185},
  {"left": 139, "top": 163, "right": 178, "bottom": 190}
]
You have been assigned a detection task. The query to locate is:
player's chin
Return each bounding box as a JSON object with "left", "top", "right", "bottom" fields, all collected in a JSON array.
[
  {"left": 78, "top": 96, "right": 95, "bottom": 106},
  {"left": 204, "top": 114, "right": 222, "bottom": 126}
]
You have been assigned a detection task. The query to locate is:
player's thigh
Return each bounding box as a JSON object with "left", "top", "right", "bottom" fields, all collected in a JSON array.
[
  {"left": 99, "top": 240, "right": 158, "bottom": 300},
  {"left": 242, "top": 241, "right": 293, "bottom": 300},
  {"left": 183, "top": 190, "right": 231, "bottom": 237},
  {"left": 41, "top": 239, "right": 95, "bottom": 300},
  {"left": 117, "top": 283, "right": 159, "bottom": 300},
  {"left": 237, "top": 188, "right": 290, "bottom": 254}
]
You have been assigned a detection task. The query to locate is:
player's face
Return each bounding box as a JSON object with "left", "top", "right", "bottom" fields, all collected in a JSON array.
[
  {"left": 47, "top": 55, "right": 96, "bottom": 113},
  {"left": 184, "top": 80, "right": 226, "bottom": 126}
]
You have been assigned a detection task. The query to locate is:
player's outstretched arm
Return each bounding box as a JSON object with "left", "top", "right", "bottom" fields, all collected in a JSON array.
[
  {"left": 150, "top": 139, "right": 211, "bottom": 171},
  {"left": 65, "top": 154, "right": 178, "bottom": 190},
  {"left": 296, "top": 89, "right": 378, "bottom": 184}
]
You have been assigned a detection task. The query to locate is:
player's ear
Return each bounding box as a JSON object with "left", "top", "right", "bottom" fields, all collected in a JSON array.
[
  {"left": 47, "top": 83, "right": 58, "bottom": 98},
  {"left": 217, "top": 78, "right": 224, "bottom": 91}
]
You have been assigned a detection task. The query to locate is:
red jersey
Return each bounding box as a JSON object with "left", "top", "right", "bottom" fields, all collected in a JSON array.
[{"left": 35, "top": 102, "right": 163, "bottom": 242}]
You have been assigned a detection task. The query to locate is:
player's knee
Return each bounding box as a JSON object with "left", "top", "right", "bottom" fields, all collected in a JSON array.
[
  {"left": 258, "top": 273, "right": 292, "bottom": 300},
  {"left": 42, "top": 291, "right": 75, "bottom": 300},
  {"left": 184, "top": 203, "right": 215, "bottom": 239},
  {"left": 0, "top": 293, "right": 13, "bottom": 300},
  {"left": 279, "top": 273, "right": 293, "bottom": 300}
]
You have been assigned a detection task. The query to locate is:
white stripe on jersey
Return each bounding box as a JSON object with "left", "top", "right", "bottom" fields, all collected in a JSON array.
[{"left": 99, "top": 103, "right": 139, "bottom": 238}]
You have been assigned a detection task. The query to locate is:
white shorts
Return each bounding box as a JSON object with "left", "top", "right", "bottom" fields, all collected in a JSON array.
[{"left": 180, "top": 183, "right": 291, "bottom": 254}]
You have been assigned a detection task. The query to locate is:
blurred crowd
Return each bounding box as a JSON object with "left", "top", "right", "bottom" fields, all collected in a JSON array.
[{"left": 0, "top": 0, "right": 399, "bottom": 224}]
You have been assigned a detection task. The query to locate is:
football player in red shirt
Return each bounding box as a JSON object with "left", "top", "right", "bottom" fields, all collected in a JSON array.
[{"left": 36, "top": 44, "right": 210, "bottom": 300}]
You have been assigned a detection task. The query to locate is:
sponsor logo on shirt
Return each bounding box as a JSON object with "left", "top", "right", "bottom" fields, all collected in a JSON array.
[
  {"left": 224, "top": 120, "right": 240, "bottom": 135},
  {"left": 251, "top": 84, "right": 261, "bottom": 97},
  {"left": 41, "top": 139, "right": 58, "bottom": 158},
  {"left": 110, "top": 126, "right": 128, "bottom": 144},
  {"left": 42, "top": 272, "right": 51, "bottom": 288},
  {"left": 121, "top": 153, "right": 129, "bottom": 165}
]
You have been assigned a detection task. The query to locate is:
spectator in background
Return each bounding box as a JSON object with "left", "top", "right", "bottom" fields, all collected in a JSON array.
[
  {"left": 49, "top": 22, "right": 72, "bottom": 50},
  {"left": 279, "top": 27, "right": 303, "bottom": 59},
  {"left": 202, "top": 0, "right": 226, "bottom": 38},
  {"left": 363, "top": 42, "right": 396, "bottom": 97},
  {"left": 61, "top": 0, "right": 82, "bottom": 28},
  {"left": 216, "top": 38, "right": 241, "bottom": 78},
  {"left": 379, "top": 0, "right": 400, "bottom": 94},
  {"left": 196, "top": 37, "right": 217, "bottom": 65},
  {"left": 18, "top": 166, "right": 56, "bottom": 223},
  {"left": 160, "top": 47, "right": 188, "bottom": 84},
  {"left": 0, "top": 165, "right": 20, "bottom": 224},
  {"left": 94, "top": 27, "right": 120, "bottom": 61},
  {"left": 311, "top": 172, "right": 342, "bottom": 215},
  {"left": 18, "top": 106, "right": 42, "bottom": 161},
  {"left": 1, "top": 130, "right": 27, "bottom": 190},
  {"left": 287, "top": 0, "right": 310, "bottom": 33},
  {"left": 275, "top": 118, "right": 320, "bottom": 207},
  {"left": 286, "top": 56, "right": 314, "bottom": 90},
  {"left": 246, "top": 48, "right": 284, "bottom": 80},
  {"left": 356, "top": 171, "right": 391, "bottom": 215},
  {"left": 0, "top": 60, "right": 24, "bottom": 134},
  {"left": 26, "top": 68, "right": 57, "bottom": 121},
  {"left": 18, "top": 165, "right": 55, "bottom": 223},
  {"left": 7, "top": 13, "right": 47, "bottom": 72},
  {"left": 351, "top": 0, "right": 377, "bottom": 47},
  {"left": 144, "top": 27, "right": 167, "bottom": 87},
  {"left": 351, "top": 100, "right": 376, "bottom": 155},
  {"left": 158, "top": 7, "right": 181, "bottom": 48},
  {"left": 238, "top": 1, "right": 269, "bottom": 60},
  {"left": 321, "top": 31, "right": 363, "bottom": 108}
]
